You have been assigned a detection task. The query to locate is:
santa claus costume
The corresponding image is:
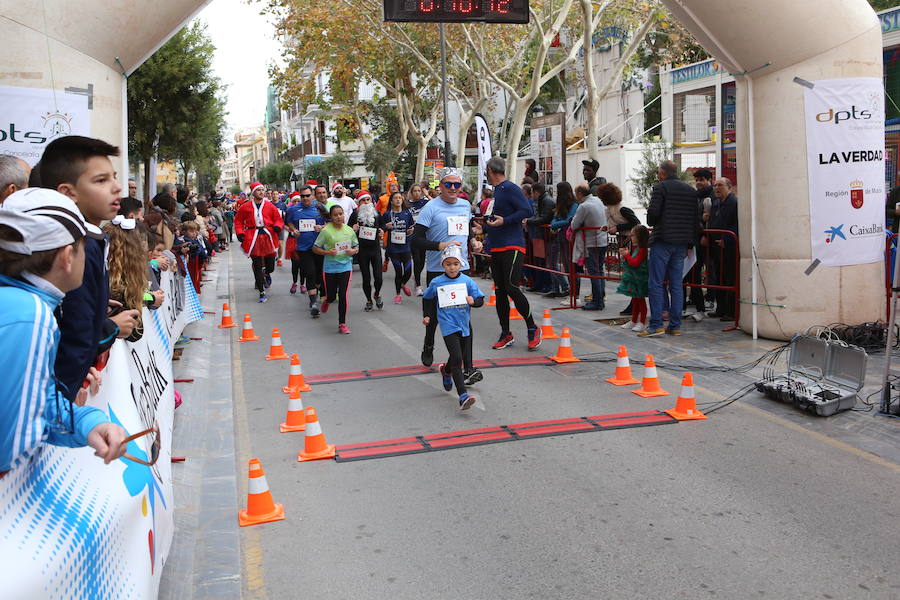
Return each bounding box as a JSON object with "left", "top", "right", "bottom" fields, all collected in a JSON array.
[{"left": 234, "top": 182, "right": 285, "bottom": 302}]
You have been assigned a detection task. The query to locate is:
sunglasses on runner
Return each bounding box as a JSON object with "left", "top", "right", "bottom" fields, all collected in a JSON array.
[
  {"left": 300, "top": 193, "right": 312, "bottom": 198},
  {"left": 121, "top": 426, "right": 161, "bottom": 466},
  {"left": 442, "top": 181, "right": 462, "bottom": 189}
]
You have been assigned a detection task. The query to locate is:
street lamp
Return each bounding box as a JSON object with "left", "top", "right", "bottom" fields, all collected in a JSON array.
[
  {"left": 532, "top": 104, "right": 545, "bottom": 119},
  {"left": 290, "top": 172, "right": 298, "bottom": 191}
]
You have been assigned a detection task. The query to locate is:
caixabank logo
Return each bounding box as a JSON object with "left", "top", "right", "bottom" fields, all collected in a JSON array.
[
  {"left": 0, "top": 110, "right": 74, "bottom": 145},
  {"left": 824, "top": 222, "right": 883, "bottom": 244}
]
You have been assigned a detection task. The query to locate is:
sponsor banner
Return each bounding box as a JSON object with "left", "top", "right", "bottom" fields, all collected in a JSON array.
[
  {"left": 671, "top": 59, "right": 721, "bottom": 85},
  {"left": 0, "top": 268, "right": 202, "bottom": 599},
  {"left": 804, "top": 78, "right": 885, "bottom": 267},
  {"left": 473, "top": 113, "right": 492, "bottom": 204},
  {"left": 0, "top": 85, "right": 91, "bottom": 166}
]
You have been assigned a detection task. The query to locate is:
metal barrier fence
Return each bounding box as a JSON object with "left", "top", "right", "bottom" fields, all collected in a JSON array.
[{"left": 471, "top": 216, "right": 741, "bottom": 330}]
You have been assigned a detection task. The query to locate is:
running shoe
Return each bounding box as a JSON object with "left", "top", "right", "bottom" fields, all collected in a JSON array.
[
  {"left": 527, "top": 327, "right": 542, "bottom": 351},
  {"left": 421, "top": 344, "right": 434, "bottom": 366},
  {"left": 620, "top": 321, "right": 634, "bottom": 329},
  {"left": 258, "top": 293, "right": 268, "bottom": 303},
  {"left": 665, "top": 328, "right": 682, "bottom": 336},
  {"left": 364, "top": 301, "right": 373, "bottom": 312},
  {"left": 300, "top": 285, "right": 307, "bottom": 294},
  {"left": 416, "top": 286, "right": 424, "bottom": 297},
  {"left": 375, "top": 295, "right": 384, "bottom": 310},
  {"left": 290, "top": 283, "right": 298, "bottom": 294},
  {"left": 464, "top": 369, "right": 483, "bottom": 386},
  {"left": 393, "top": 294, "right": 403, "bottom": 304},
  {"left": 459, "top": 393, "right": 476, "bottom": 410},
  {"left": 320, "top": 301, "right": 330, "bottom": 314},
  {"left": 264, "top": 274, "right": 272, "bottom": 289},
  {"left": 310, "top": 303, "right": 320, "bottom": 318},
  {"left": 402, "top": 285, "right": 412, "bottom": 297},
  {"left": 339, "top": 323, "right": 351, "bottom": 334},
  {"left": 492, "top": 332, "right": 514, "bottom": 350},
  {"left": 632, "top": 322, "right": 646, "bottom": 332},
  {"left": 439, "top": 363, "right": 453, "bottom": 391}
]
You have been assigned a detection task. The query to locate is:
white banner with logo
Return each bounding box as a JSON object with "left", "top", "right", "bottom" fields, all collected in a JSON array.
[
  {"left": 474, "top": 113, "right": 492, "bottom": 205},
  {"left": 804, "top": 77, "right": 885, "bottom": 267},
  {"left": 0, "top": 85, "right": 92, "bottom": 166},
  {"left": 0, "top": 267, "right": 203, "bottom": 599}
]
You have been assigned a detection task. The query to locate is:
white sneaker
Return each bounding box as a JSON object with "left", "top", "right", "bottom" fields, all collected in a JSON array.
[
  {"left": 620, "top": 321, "right": 634, "bottom": 329},
  {"left": 632, "top": 322, "right": 646, "bottom": 332},
  {"left": 691, "top": 312, "right": 705, "bottom": 322},
  {"left": 415, "top": 286, "right": 424, "bottom": 297}
]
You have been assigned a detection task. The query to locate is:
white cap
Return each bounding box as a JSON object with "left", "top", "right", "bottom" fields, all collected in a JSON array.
[
  {"left": 0, "top": 188, "right": 91, "bottom": 255},
  {"left": 440, "top": 244, "right": 463, "bottom": 264}
]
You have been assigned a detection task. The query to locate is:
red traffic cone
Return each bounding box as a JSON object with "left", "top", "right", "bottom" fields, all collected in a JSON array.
[
  {"left": 665, "top": 373, "right": 707, "bottom": 420},
  {"left": 539, "top": 309, "right": 560, "bottom": 339},
  {"left": 280, "top": 387, "right": 307, "bottom": 432},
  {"left": 551, "top": 328, "right": 581, "bottom": 363},
  {"left": 632, "top": 354, "right": 668, "bottom": 397},
  {"left": 217, "top": 302, "right": 237, "bottom": 329},
  {"left": 282, "top": 353, "right": 313, "bottom": 394},
  {"left": 297, "top": 407, "right": 335, "bottom": 461},
  {"left": 265, "top": 328, "right": 290, "bottom": 360},
  {"left": 605, "top": 345, "right": 639, "bottom": 386},
  {"left": 238, "top": 458, "right": 285, "bottom": 527},
  {"left": 238, "top": 314, "right": 259, "bottom": 342}
]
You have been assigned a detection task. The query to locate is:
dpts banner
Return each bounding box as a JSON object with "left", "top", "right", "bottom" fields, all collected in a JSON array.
[
  {"left": 804, "top": 77, "right": 885, "bottom": 267},
  {"left": 474, "top": 113, "right": 492, "bottom": 205},
  {"left": 0, "top": 86, "right": 92, "bottom": 166},
  {"left": 0, "top": 268, "right": 203, "bottom": 599}
]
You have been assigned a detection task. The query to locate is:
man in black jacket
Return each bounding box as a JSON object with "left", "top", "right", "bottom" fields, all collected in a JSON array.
[
  {"left": 639, "top": 161, "right": 701, "bottom": 337},
  {"left": 707, "top": 178, "right": 739, "bottom": 321},
  {"left": 525, "top": 182, "right": 555, "bottom": 292}
]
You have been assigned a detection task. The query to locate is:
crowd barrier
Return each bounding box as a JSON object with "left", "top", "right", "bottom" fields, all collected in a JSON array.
[
  {"left": 472, "top": 217, "right": 741, "bottom": 330},
  {"left": 0, "top": 265, "right": 203, "bottom": 599}
]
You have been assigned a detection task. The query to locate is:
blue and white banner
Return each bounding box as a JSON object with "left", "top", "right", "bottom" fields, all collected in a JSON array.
[
  {"left": 474, "top": 113, "right": 492, "bottom": 207},
  {"left": 804, "top": 77, "right": 886, "bottom": 267},
  {"left": 0, "top": 267, "right": 202, "bottom": 599}
]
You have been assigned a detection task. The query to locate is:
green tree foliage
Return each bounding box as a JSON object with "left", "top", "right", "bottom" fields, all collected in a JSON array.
[
  {"left": 257, "top": 161, "right": 294, "bottom": 189},
  {"left": 229, "top": 184, "right": 242, "bottom": 195},
  {"left": 324, "top": 152, "right": 353, "bottom": 181},
  {"left": 869, "top": 0, "right": 895, "bottom": 11},
  {"left": 128, "top": 21, "right": 227, "bottom": 198},
  {"left": 364, "top": 141, "right": 397, "bottom": 184},
  {"left": 628, "top": 138, "right": 691, "bottom": 207}
]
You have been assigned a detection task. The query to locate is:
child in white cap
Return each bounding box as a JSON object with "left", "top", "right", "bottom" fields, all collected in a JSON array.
[
  {"left": 422, "top": 244, "right": 485, "bottom": 410},
  {"left": 0, "top": 188, "right": 128, "bottom": 477}
]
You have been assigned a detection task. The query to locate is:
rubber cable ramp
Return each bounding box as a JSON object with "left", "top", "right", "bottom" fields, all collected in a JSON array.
[
  {"left": 334, "top": 410, "right": 677, "bottom": 462},
  {"left": 304, "top": 356, "right": 554, "bottom": 385}
]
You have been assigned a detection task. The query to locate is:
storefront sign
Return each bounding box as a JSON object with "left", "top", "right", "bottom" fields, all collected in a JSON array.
[
  {"left": 804, "top": 78, "right": 885, "bottom": 267},
  {"left": 880, "top": 7, "right": 900, "bottom": 35},
  {"left": 671, "top": 60, "right": 721, "bottom": 85},
  {"left": 0, "top": 85, "right": 91, "bottom": 166},
  {"left": 0, "top": 267, "right": 203, "bottom": 599}
]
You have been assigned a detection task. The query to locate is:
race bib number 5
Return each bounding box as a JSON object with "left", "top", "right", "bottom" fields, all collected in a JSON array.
[
  {"left": 437, "top": 283, "right": 468, "bottom": 308},
  {"left": 446, "top": 215, "right": 468, "bottom": 236}
]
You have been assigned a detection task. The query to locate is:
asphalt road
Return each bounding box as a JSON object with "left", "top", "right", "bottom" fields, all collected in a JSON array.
[{"left": 227, "top": 252, "right": 900, "bottom": 600}]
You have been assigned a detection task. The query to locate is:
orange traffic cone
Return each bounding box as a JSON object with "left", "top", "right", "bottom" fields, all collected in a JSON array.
[
  {"left": 632, "top": 354, "right": 668, "bottom": 397},
  {"left": 282, "top": 353, "right": 313, "bottom": 394},
  {"left": 280, "top": 387, "right": 307, "bottom": 432},
  {"left": 486, "top": 284, "right": 496, "bottom": 306},
  {"left": 551, "top": 328, "right": 581, "bottom": 363},
  {"left": 265, "top": 328, "right": 290, "bottom": 360},
  {"left": 238, "top": 458, "right": 285, "bottom": 527},
  {"left": 605, "top": 345, "right": 640, "bottom": 386},
  {"left": 665, "top": 372, "right": 707, "bottom": 420},
  {"left": 238, "top": 314, "right": 259, "bottom": 342},
  {"left": 217, "top": 302, "right": 237, "bottom": 329},
  {"left": 509, "top": 301, "right": 523, "bottom": 321},
  {"left": 540, "top": 309, "right": 560, "bottom": 339},
  {"left": 297, "top": 407, "right": 335, "bottom": 461}
]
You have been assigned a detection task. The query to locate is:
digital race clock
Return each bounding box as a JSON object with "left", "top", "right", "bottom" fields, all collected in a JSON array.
[{"left": 383, "top": 0, "right": 530, "bottom": 24}]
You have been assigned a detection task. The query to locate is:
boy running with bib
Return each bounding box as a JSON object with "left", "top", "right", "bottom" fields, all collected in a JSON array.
[{"left": 423, "top": 245, "right": 484, "bottom": 410}]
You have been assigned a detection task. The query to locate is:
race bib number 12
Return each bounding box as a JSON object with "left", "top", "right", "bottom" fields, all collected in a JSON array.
[{"left": 446, "top": 215, "right": 468, "bottom": 236}]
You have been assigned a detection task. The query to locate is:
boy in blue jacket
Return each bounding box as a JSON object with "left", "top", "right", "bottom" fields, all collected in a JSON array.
[
  {"left": 0, "top": 188, "right": 127, "bottom": 477},
  {"left": 423, "top": 245, "right": 485, "bottom": 410}
]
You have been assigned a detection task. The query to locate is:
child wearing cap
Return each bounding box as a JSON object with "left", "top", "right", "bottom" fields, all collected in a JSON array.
[
  {"left": 422, "top": 245, "right": 485, "bottom": 410},
  {"left": 0, "top": 188, "right": 128, "bottom": 477}
]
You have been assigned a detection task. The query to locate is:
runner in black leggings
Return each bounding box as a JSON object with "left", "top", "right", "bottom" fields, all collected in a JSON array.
[
  {"left": 381, "top": 191, "right": 415, "bottom": 303},
  {"left": 348, "top": 191, "right": 383, "bottom": 311},
  {"left": 482, "top": 157, "right": 541, "bottom": 350},
  {"left": 408, "top": 183, "right": 430, "bottom": 295}
]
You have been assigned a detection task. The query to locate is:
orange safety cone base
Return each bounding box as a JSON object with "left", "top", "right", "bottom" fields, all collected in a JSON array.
[
  {"left": 632, "top": 387, "right": 668, "bottom": 398},
  {"left": 542, "top": 329, "right": 560, "bottom": 339},
  {"left": 665, "top": 407, "right": 708, "bottom": 421},
  {"left": 510, "top": 311, "right": 523, "bottom": 320},
  {"left": 487, "top": 298, "right": 496, "bottom": 306},
  {"left": 605, "top": 375, "right": 639, "bottom": 386},
  {"left": 218, "top": 322, "right": 237, "bottom": 329},
  {"left": 266, "top": 351, "right": 290, "bottom": 360},
  {"left": 280, "top": 422, "right": 307, "bottom": 433},
  {"left": 238, "top": 503, "right": 285, "bottom": 527},
  {"left": 238, "top": 335, "right": 259, "bottom": 342},
  {"left": 282, "top": 383, "right": 313, "bottom": 394},
  {"left": 298, "top": 444, "right": 336, "bottom": 461},
  {"left": 551, "top": 355, "right": 581, "bottom": 364}
]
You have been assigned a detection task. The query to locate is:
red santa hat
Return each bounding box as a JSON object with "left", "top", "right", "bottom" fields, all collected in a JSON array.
[
  {"left": 249, "top": 181, "right": 265, "bottom": 194},
  {"left": 331, "top": 181, "right": 344, "bottom": 193},
  {"left": 289, "top": 191, "right": 301, "bottom": 200},
  {"left": 356, "top": 191, "right": 371, "bottom": 202},
  {"left": 305, "top": 179, "right": 318, "bottom": 186}
]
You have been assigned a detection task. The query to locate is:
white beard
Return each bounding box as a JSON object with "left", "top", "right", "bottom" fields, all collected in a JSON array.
[{"left": 357, "top": 203, "right": 377, "bottom": 227}]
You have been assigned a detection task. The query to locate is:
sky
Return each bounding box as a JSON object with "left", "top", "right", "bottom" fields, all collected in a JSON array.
[{"left": 194, "top": 0, "right": 282, "bottom": 137}]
